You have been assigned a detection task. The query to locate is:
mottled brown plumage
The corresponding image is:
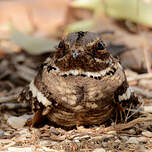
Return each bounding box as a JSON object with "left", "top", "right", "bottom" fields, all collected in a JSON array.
[{"left": 18, "top": 31, "right": 139, "bottom": 128}]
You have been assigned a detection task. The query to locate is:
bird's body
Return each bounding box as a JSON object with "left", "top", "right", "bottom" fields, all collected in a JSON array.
[{"left": 18, "top": 32, "right": 139, "bottom": 127}]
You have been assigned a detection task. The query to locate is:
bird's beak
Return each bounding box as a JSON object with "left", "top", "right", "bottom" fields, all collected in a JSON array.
[{"left": 72, "top": 50, "right": 81, "bottom": 59}]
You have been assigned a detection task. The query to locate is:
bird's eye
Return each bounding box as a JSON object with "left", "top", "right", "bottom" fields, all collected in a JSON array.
[
  {"left": 96, "top": 42, "right": 105, "bottom": 50},
  {"left": 58, "top": 41, "right": 65, "bottom": 49}
]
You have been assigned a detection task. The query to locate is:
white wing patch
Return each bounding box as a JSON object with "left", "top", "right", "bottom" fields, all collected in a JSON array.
[
  {"left": 29, "top": 80, "right": 52, "bottom": 107},
  {"left": 118, "top": 87, "right": 133, "bottom": 102}
]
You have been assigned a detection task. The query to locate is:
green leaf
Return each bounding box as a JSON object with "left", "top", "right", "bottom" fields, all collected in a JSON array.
[
  {"left": 72, "top": 0, "right": 152, "bottom": 28},
  {"left": 101, "top": 0, "right": 152, "bottom": 28},
  {"left": 72, "top": 0, "right": 101, "bottom": 11},
  {"left": 65, "top": 20, "right": 94, "bottom": 33}
]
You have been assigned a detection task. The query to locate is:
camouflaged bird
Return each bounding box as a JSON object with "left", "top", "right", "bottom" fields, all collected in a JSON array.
[{"left": 18, "top": 31, "right": 139, "bottom": 128}]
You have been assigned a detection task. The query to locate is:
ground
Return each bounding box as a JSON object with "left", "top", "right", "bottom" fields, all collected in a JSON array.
[{"left": 0, "top": 9, "right": 152, "bottom": 152}]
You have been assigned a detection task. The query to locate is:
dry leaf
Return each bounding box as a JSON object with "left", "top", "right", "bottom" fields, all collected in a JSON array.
[{"left": 10, "top": 26, "right": 58, "bottom": 55}]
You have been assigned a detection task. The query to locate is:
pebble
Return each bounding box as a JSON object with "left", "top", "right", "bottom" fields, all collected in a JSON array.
[
  {"left": 107, "top": 131, "right": 117, "bottom": 135},
  {"left": 74, "top": 135, "right": 90, "bottom": 141},
  {"left": 103, "top": 134, "right": 114, "bottom": 139},
  {"left": 74, "top": 139, "right": 80, "bottom": 143},
  {"left": 7, "top": 114, "right": 32, "bottom": 129},
  {"left": 121, "top": 136, "right": 128, "bottom": 141},
  {"left": 64, "top": 139, "right": 71, "bottom": 143},
  {"left": 8, "top": 147, "right": 34, "bottom": 152},
  {"left": 92, "top": 134, "right": 113, "bottom": 142},
  {"left": 93, "top": 136, "right": 104, "bottom": 141},
  {"left": 18, "top": 128, "right": 31, "bottom": 136},
  {"left": 15, "top": 135, "right": 27, "bottom": 141},
  {"left": 50, "top": 127, "right": 60, "bottom": 135},
  {"left": 93, "top": 148, "right": 105, "bottom": 152},
  {"left": 102, "top": 141, "right": 108, "bottom": 147},
  {"left": 15, "top": 129, "right": 31, "bottom": 141},
  {"left": 4, "top": 132, "right": 10, "bottom": 136},
  {"left": 39, "top": 140, "right": 52, "bottom": 146},
  {"left": 115, "top": 139, "right": 121, "bottom": 143},
  {"left": 135, "top": 145, "right": 147, "bottom": 152},
  {"left": 0, "top": 130, "right": 4, "bottom": 136},
  {"left": 128, "top": 129, "right": 136, "bottom": 135},
  {"left": 137, "top": 137, "right": 148, "bottom": 143},
  {"left": 142, "top": 131, "right": 152, "bottom": 138},
  {"left": 127, "top": 137, "right": 139, "bottom": 144},
  {"left": 42, "top": 147, "right": 63, "bottom": 152},
  {"left": 7, "top": 116, "right": 26, "bottom": 129}
]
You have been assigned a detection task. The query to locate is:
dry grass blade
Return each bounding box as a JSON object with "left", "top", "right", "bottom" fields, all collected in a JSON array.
[{"left": 99, "top": 116, "right": 152, "bottom": 133}]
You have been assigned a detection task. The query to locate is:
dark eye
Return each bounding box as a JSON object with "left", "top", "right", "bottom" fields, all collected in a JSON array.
[
  {"left": 96, "top": 42, "right": 105, "bottom": 50},
  {"left": 47, "top": 65, "right": 56, "bottom": 72},
  {"left": 58, "top": 41, "right": 65, "bottom": 49},
  {"left": 40, "top": 63, "right": 47, "bottom": 69}
]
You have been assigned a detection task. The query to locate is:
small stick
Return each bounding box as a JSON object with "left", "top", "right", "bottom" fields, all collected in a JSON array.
[
  {"left": 0, "top": 102, "right": 29, "bottom": 111},
  {"left": 99, "top": 116, "right": 152, "bottom": 133},
  {"left": 0, "top": 71, "right": 11, "bottom": 79},
  {"left": 0, "top": 94, "right": 18, "bottom": 103},
  {"left": 143, "top": 47, "right": 152, "bottom": 73},
  {"left": 141, "top": 36, "right": 152, "bottom": 73},
  {"left": 127, "top": 73, "right": 152, "bottom": 82}
]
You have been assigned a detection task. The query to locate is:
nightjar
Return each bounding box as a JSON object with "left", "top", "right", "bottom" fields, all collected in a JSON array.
[{"left": 18, "top": 31, "right": 139, "bottom": 128}]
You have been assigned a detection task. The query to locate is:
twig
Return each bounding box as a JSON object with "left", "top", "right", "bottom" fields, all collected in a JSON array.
[
  {"left": 127, "top": 73, "right": 152, "bottom": 82},
  {"left": 0, "top": 102, "right": 29, "bottom": 111},
  {"left": 16, "top": 64, "right": 36, "bottom": 82},
  {"left": 0, "top": 94, "right": 18, "bottom": 103},
  {"left": 75, "top": 116, "right": 152, "bottom": 134},
  {"left": 99, "top": 116, "right": 152, "bottom": 133},
  {"left": 131, "top": 86, "right": 152, "bottom": 98},
  {"left": 0, "top": 71, "right": 11, "bottom": 80}
]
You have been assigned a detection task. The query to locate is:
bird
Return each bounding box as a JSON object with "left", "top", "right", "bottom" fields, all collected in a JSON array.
[{"left": 18, "top": 31, "right": 139, "bottom": 128}]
